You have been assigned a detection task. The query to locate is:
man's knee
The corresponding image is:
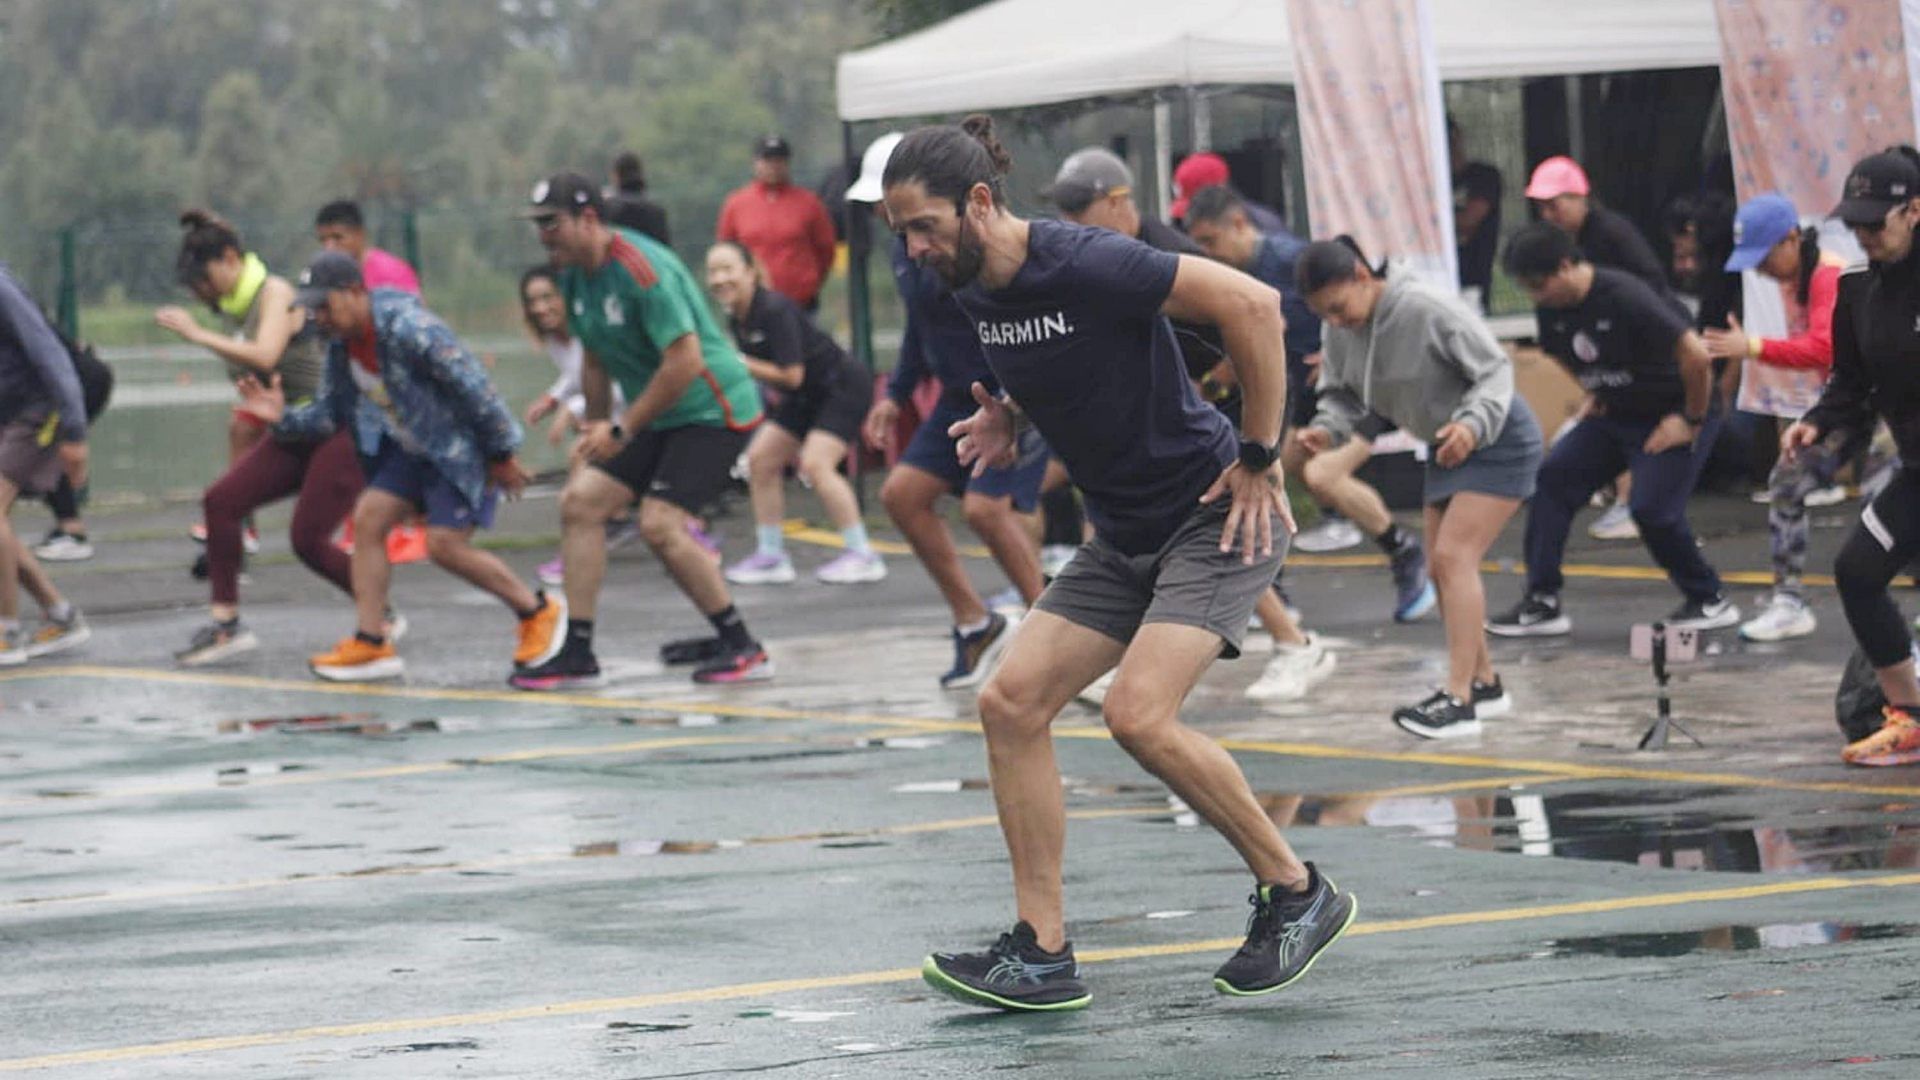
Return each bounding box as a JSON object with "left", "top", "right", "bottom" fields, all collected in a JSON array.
[
  {"left": 962, "top": 493, "right": 1010, "bottom": 534},
  {"left": 880, "top": 471, "right": 925, "bottom": 522},
  {"left": 637, "top": 500, "right": 684, "bottom": 549},
  {"left": 978, "top": 671, "right": 1051, "bottom": 742},
  {"left": 797, "top": 452, "right": 841, "bottom": 488},
  {"left": 1102, "top": 687, "right": 1176, "bottom": 759},
  {"left": 560, "top": 476, "right": 618, "bottom": 528}
]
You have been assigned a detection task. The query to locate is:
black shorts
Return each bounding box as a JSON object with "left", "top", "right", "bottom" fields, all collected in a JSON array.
[
  {"left": 592, "top": 424, "right": 750, "bottom": 515},
  {"left": 770, "top": 362, "right": 871, "bottom": 445}
]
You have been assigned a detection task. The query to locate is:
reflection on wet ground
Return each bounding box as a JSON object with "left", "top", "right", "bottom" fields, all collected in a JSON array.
[
  {"left": 1136, "top": 786, "right": 1920, "bottom": 874},
  {"left": 1540, "top": 922, "right": 1920, "bottom": 958}
]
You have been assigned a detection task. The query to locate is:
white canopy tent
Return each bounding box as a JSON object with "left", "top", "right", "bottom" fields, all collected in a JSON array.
[{"left": 837, "top": 0, "right": 1723, "bottom": 122}]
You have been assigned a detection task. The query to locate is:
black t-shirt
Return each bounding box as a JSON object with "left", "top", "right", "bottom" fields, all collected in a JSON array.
[
  {"left": 606, "top": 193, "right": 671, "bottom": 246},
  {"left": 729, "top": 286, "right": 846, "bottom": 397},
  {"left": 1535, "top": 267, "right": 1692, "bottom": 421},
  {"left": 956, "top": 220, "right": 1234, "bottom": 555},
  {"left": 1578, "top": 205, "right": 1667, "bottom": 292},
  {"left": 1453, "top": 161, "right": 1503, "bottom": 300},
  {"left": 1136, "top": 218, "right": 1229, "bottom": 383}
]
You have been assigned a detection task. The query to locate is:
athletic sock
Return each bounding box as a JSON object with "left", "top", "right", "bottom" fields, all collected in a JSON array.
[
  {"left": 840, "top": 523, "right": 871, "bottom": 555},
  {"left": 513, "top": 591, "right": 546, "bottom": 622},
  {"left": 755, "top": 524, "right": 785, "bottom": 557},
  {"left": 957, "top": 615, "right": 991, "bottom": 636},
  {"left": 47, "top": 600, "right": 74, "bottom": 624},
  {"left": 355, "top": 630, "right": 387, "bottom": 647},
  {"left": 707, "top": 604, "right": 755, "bottom": 650},
  {"left": 1375, "top": 523, "right": 1412, "bottom": 555},
  {"left": 565, "top": 618, "right": 595, "bottom": 652}
]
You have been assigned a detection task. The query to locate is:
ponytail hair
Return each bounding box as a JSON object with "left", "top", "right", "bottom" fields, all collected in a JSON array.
[
  {"left": 176, "top": 208, "right": 244, "bottom": 287},
  {"left": 883, "top": 112, "right": 1014, "bottom": 210},
  {"left": 1295, "top": 235, "right": 1384, "bottom": 294},
  {"left": 1794, "top": 226, "right": 1822, "bottom": 308}
]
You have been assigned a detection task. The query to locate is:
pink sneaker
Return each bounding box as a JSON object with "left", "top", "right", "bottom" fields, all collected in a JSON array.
[
  {"left": 725, "top": 551, "right": 795, "bottom": 585},
  {"left": 536, "top": 555, "right": 565, "bottom": 587},
  {"left": 816, "top": 549, "right": 887, "bottom": 584}
]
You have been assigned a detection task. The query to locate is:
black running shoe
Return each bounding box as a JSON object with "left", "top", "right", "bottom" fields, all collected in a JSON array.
[
  {"left": 691, "top": 643, "right": 774, "bottom": 684},
  {"left": 1389, "top": 539, "right": 1436, "bottom": 622},
  {"left": 509, "top": 647, "right": 605, "bottom": 691},
  {"left": 660, "top": 635, "right": 725, "bottom": 665},
  {"left": 1470, "top": 676, "right": 1512, "bottom": 718},
  {"left": 1486, "top": 592, "right": 1570, "bottom": 637},
  {"left": 1213, "top": 864, "right": 1357, "bottom": 996},
  {"left": 922, "top": 920, "right": 1091, "bottom": 1012},
  {"left": 1665, "top": 594, "right": 1740, "bottom": 632},
  {"left": 1393, "top": 690, "right": 1482, "bottom": 740}
]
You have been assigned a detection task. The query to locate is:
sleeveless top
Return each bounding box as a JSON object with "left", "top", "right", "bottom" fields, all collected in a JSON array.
[{"left": 227, "top": 280, "right": 326, "bottom": 403}]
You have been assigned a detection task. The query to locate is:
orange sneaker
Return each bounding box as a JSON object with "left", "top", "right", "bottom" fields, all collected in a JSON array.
[
  {"left": 514, "top": 591, "right": 567, "bottom": 669},
  {"left": 1841, "top": 706, "right": 1920, "bottom": 767},
  {"left": 310, "top": 635, "right": 405, "bottom": 682}
]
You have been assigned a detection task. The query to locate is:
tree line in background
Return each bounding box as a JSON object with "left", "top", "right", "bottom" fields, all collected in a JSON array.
[{"left": 0, "top": 0, "right": 988, "bottom": 329}]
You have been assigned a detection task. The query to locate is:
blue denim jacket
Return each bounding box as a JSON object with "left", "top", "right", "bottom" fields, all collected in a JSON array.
[{"left": 278, "top": 289, "right": 521, "bottom": 509}]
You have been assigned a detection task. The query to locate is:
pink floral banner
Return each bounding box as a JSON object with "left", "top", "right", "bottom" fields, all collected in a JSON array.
[
  {"left": 1716, "top": 0, "right": 1918, "bottom": 207},
  {"left": 1288, "top": 0, "right": 1456, "bottom": 286}
]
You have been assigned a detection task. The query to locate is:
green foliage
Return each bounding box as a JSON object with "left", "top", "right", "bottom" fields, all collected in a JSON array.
[{"left": 863, "top": 0, "right": 990, "bottom": 37}]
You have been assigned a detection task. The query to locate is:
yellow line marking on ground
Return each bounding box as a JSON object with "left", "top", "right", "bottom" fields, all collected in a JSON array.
[
  {"left": 7, "top": 871, "right": 1918, "bottom": 1072},
  {"left": 782, "top": 522, "right": 1831, "bottom": 587},
  {"left": 13, "top": 666, "right": 1918, "bottom": 800}
]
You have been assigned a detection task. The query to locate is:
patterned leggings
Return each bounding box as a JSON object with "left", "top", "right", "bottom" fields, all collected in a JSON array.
[{"left": 1767, "top": 426, "right": 1889, "bottom": 597}]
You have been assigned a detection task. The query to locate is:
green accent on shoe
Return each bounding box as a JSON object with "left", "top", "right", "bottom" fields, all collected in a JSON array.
[
  {"left": 920, "top": 956, "right": 1092, "bottom": 1013},
  {"left": 1211, "top": 893, "right": 1359, "bottom": 998}
]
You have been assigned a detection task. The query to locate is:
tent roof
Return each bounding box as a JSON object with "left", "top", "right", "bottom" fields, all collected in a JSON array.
[{"left": 837, "top": 0, "right": 1721, "bottom": 121}]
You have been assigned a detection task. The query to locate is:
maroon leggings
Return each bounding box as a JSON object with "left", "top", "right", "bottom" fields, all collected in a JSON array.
[{"left": 204, "top": 431, "right": 363, "bottom": 605}]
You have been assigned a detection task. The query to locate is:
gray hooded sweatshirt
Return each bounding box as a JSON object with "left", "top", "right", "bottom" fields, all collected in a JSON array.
[{"left": 1309, "top": 266, "right": 1512, "bottom": 448}]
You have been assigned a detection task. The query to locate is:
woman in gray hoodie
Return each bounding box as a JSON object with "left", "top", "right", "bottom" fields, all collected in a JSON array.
[{"left": 1294, "top": 237, "right": 1542, "bottom": 739}]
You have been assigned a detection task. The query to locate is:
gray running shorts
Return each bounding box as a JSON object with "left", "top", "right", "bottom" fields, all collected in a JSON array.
[{"left": 1036, "top": 501, "right": 1286, "bottom": 659}]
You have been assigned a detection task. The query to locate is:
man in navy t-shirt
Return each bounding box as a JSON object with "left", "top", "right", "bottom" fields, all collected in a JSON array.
[
  {"left": 880, "top": 119, "right": 1357, "bottom": 1015},
  {"left": 1489, "top": 222, "right": 1739, "bottom": 637}
]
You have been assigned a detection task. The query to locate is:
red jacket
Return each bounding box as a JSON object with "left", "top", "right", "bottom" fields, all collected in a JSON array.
[
  {"left": 716, "top": 181, "right": 836, "bottom": 307},
  {"left": 1757, "top": 259, "right": 1842, "bottom": 371}
]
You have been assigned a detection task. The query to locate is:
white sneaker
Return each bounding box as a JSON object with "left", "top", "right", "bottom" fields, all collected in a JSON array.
[
  {"left": 1245, "top": 634, "right": 1337, "bottom": 701},
  {"left": 25, "top": 610, "right": 89, "bottom": 658},
  {"left": 1748, "top": 488, "right": 1773, "bottom": 505},
  {"left": 724, "top": 551, "right": 796, "bottom": 585},
  {"left": 1293, "top": 517, "right": 1364, "bottom": 553},
  {"left": 1804, "top": 484, "right": 1848, "bottom": 508},
  {"left": 0, "top": 625, "right": 29, "bottom": 666},
  {"left": 33, "top": 532, "right": 93, "bottom": 561},
  {"left": 1076, "top": 668, "right": 1116, "bottom": 707},
  {"left": 1587, "top": 503, "right": 1639, "bottom": 540},
  {"left": 816, "top": 549, "right": 887, "bottom": 584},
  {"left": 1040, "top": 544, "right": 1078, "bottom": 579},
  {"left": 1739, "top": 593, "right": 1817, "bottom": 642}
]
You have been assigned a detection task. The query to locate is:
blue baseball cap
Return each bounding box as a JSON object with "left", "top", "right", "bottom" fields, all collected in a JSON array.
[{"left": 1725, "top": 193, "right": 1799, "bottom": 272}]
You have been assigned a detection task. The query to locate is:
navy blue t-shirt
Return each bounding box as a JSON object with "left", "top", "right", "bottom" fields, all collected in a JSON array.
[
  {"left": 1248, "top": 230, "right": 1322, "bottom": 359},
  {"left": 956, "top": 220, "right": 1235, "bottom": 555},
  {"left": 888, "top": 236, "right": 997, "bottom": 406},
  {"left": 1536, "top": 266, "right": 1692, "bottom": 421}
]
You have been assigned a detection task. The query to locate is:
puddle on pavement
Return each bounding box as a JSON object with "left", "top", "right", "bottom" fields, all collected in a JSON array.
[
  {"left": 1142, "top": 788, "right": 1920, "bottom": 874},
  {"left": 1531, "top": 921, "right": 1920, "bottom": 959},
  {"left": 606, "top": 1021, "right": 692, "bottom": 1033},
  {"left": 369, "top": 1039, "right": 480, "bottom": 1055}
]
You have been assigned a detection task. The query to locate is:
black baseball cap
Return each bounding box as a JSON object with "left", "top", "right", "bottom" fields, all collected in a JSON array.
[
  {"left": 291, "top": 250, "right": 363, "bottom": 310},
  {"left": 519, "top": 172, "right": 603, "bottom": 218},
  {"left": 1832, "top": 150, "right": 1920, "bottom": 226},
  {"left": 755, "top": 135, "right": 792, "bottom": 159}
]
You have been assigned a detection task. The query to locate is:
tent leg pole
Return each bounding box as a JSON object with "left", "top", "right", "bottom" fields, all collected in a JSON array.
[{"left": 1154, "top": 95, "right": 1174, "bottom": 222}]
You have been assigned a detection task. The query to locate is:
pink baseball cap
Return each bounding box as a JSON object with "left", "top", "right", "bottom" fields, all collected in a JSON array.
[
  {"left": 1170, "top": 153, "right": 1231, "bottom": 218},
  {"left": 1525, "top": 156, "right": 1591, "bottom": 200}
]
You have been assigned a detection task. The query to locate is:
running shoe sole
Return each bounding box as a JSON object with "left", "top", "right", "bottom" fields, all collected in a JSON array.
[
  {"left": 920, "top": 957, "right": 1092, "bottom": 1012},
  {"left": 1394, "top": 580, "right": 1438, "bottom": 623},
  {"left": 1485, "top": 616, "right": 1571, "bottom": 638},
  {"left": 817, "top": 564, "right": 888, "bottom": 584},
  {"left": 1394, "top": 713, "right": 1484, "bottom": 740},
  {"left": 177, "top": 631, "right": 260, "bottom": 668},
  {"left": 26, "top": 623, "right": 91, "bottom": 658},
  {"left": 1211, "top": 893, "right": 1359, "bottom": 997},
  {"left": 1472, "top": 691, "right": 1513, "bottom": 719},
  {"left": 311, "top": 657, "right": 406, "bottom": 682},
  {"left": 1739, "top": 615, "right": 1816, "bottom": 642},
  {"left": 693, "top": 656, "right": 775, "bottom": 684},
  {"left": 509, "top": 671, "right": 607, "bottom": 692},
  {"left": 1669, "top": 607, "right": 1741, "bottom": 632},
  {"left": 725, "top": 564, "right": 797, "bottom": 585}
]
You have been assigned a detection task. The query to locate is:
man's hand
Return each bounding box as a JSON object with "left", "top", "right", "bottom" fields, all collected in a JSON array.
[
  {"left": 1643, "top": 413, "right": 1698, "bottom": 454},
  {"left": 1291, "top": 426, "right": 1334, "bottom": 457},
  {"left": 1432, "top": 422, "right": 1478, "bottom": 469},
  {"left": 571, "top": 419, "right": 624, "bottom": 465},
  {"left": 57, "top": 440, "right": 88, "bottom": 489},
  {"left": 1701, "top": 313, "right": 1750, "bottom": 362},
  {"left": 1779, "top": 419, "right": 1821, "bottom": 466},
  {"left": 947, "top": 382, "right": 1017, "bottom": 476},
  {"left": 525, "top": 393, "right": 559, "bottom": 425},
  {"left": 488, "top": 456, "right": 532, "bottom": 499},
  {"left": 153, "top": 305, "right": 206, "bottom": 343},
  {"left": 234, "top": 374, "right": 286, "bottom": 424},
  {"left": 1199, "top": 460, "right": 1297, "bottom": 564},
  {"left": 864, "top": 398, "right": 900, "bottom": 452}
]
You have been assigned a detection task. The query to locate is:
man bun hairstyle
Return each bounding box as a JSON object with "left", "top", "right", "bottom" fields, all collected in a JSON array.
[
  {"left": 176, "top": 208, "right": 244, "bottom": 285},
  {"left": 883, "top": 112, "right": 1013, "bottom": 210},
  {"left": 1504, "top": 221, "right": 1581, "bottom": 280}
]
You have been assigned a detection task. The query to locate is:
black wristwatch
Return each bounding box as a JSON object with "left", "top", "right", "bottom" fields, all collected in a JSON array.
[
  {"left": 1238, "top": 438, "right": 1278, "bottom": 472},
  {"left": 608, "top": 422, "right": 625, "bottom": 440},
  {"left": 1682, "top": 411, "right": 1707, "bottom": 429}
]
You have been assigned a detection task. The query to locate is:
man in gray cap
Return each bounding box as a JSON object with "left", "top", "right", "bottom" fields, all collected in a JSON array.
[{"left": 1047, "top": 148, "right": 1201, "bottom": 256}]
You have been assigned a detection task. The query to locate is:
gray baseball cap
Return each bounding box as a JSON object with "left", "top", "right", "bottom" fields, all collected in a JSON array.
[
  {"left": 1044, "top": 147, "right": 1134, "bottom": 212},
  {"left": 292, "top": 250, "right": 363, "bottom": 310}
]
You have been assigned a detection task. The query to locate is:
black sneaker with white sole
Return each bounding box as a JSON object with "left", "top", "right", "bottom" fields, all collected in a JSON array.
[
  {"left": 1486, "top": 592, "right": 1570, "bottom": 637},
  {"left": 1470, "top": 676, "right": 1512, "bottom": 718},
  {"left": 1213, "top": 863, "right": 1357, "bottom": 996},
  {"left": 1392, "top": 690, "right": 1482, "bottom": 739},
  {"left": 922, "top": 920, "right": 1091, "bottom": 1012},
  {"left": 1665, "top": 594, "right": 1740, "bottom": 632}
]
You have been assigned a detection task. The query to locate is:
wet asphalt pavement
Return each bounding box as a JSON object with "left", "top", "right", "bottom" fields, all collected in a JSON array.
[{"left": 4, "top": 483, "right": 1919, "bottom": 1078}]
